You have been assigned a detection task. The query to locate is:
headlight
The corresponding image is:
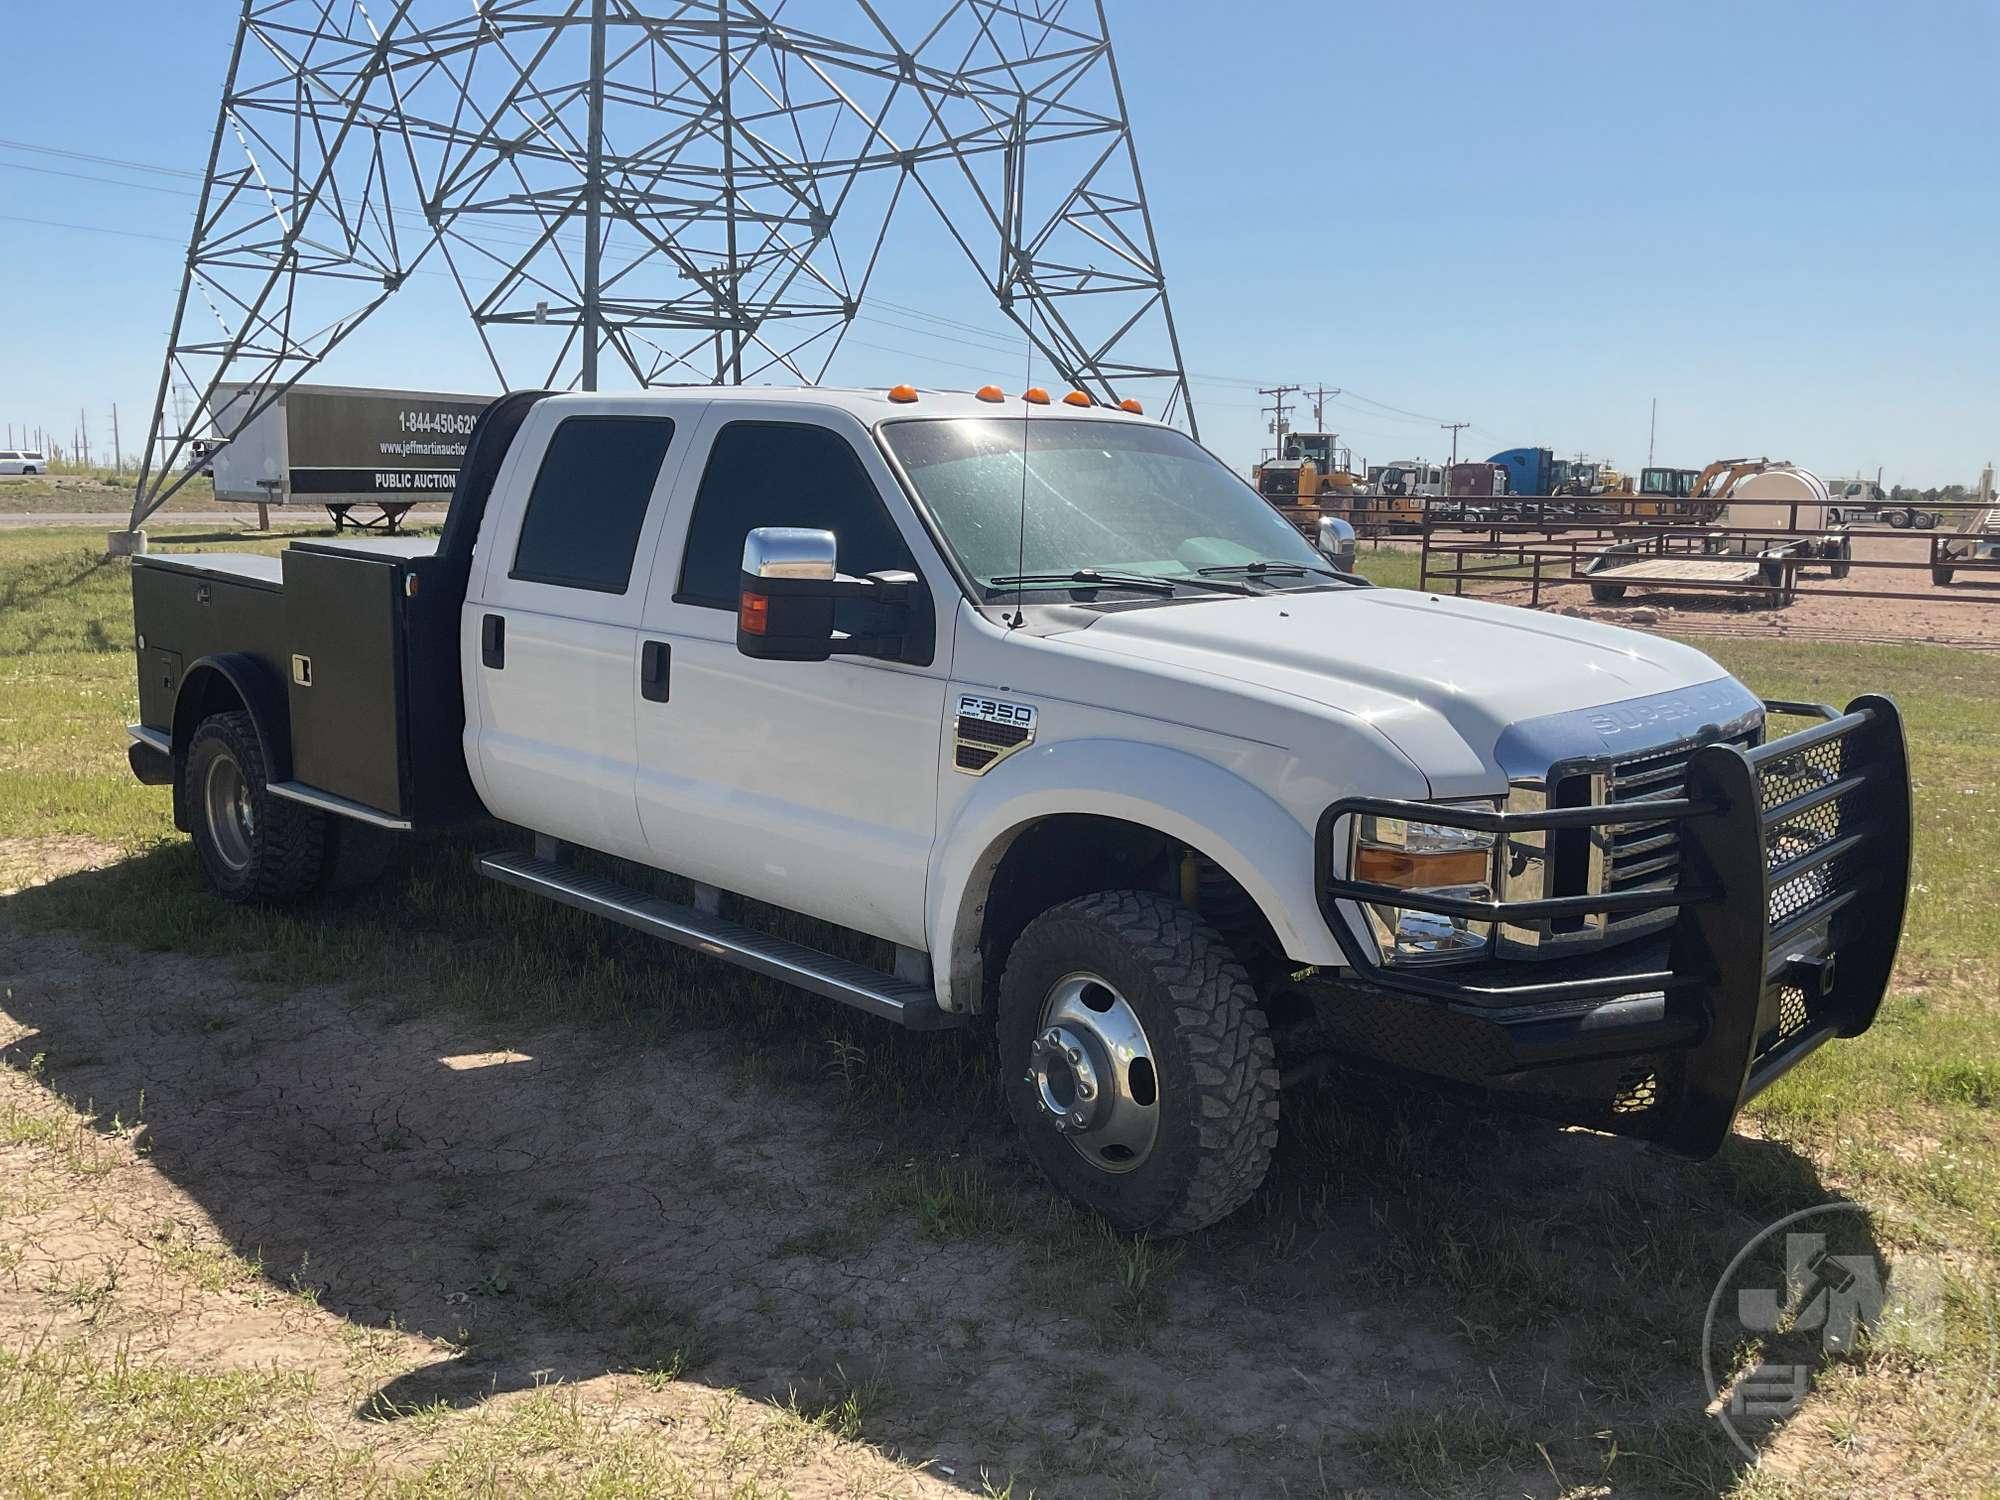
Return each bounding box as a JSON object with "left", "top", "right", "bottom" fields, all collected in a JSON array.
[{"left": 1351, "top": 807, "right": 1499, "bottom": 964}]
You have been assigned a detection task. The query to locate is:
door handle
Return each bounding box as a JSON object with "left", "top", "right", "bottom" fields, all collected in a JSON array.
[
  {"left": 640, "top": 640, "right": 671, "bottom": 703},
  {"left": 481, "top": 612, "right": 505, "bottom": 669}
]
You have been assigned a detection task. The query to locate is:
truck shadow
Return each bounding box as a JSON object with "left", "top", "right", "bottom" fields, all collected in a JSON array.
[{"left": 0, "top": 844, "right": 1874, "bottom": 1497}]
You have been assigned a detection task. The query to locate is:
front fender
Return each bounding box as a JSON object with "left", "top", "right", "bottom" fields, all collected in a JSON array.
[{"left": 927, "top": 738, "right": 1342, "bottom": 1012}]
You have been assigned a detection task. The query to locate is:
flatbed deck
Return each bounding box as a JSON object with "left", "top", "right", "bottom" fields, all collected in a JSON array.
[{"left": 1585, "top": 556, "right": 1768, "bottom": 585}]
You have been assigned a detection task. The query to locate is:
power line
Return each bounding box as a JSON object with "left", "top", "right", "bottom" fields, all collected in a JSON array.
[{"left": 0, "top": 212, "right": 183, "bottom": 244}]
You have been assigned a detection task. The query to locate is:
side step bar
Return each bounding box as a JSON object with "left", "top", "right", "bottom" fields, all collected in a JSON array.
[{"left": 477, "top": 850, "right": 961, "bottom": 1031}]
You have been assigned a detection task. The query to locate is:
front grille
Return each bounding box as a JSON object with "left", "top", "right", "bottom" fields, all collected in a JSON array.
[
  {"left": 1598, "top": 744, "right": 1703, "bottom": 929},
  {"left": 1505, "top": 728, "right": 1759, "bottom": 954}
]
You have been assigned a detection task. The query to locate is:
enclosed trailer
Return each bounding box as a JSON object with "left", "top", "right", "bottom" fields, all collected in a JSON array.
[{"left": 207, "top": 383, "right": 493, "bottom": 531}]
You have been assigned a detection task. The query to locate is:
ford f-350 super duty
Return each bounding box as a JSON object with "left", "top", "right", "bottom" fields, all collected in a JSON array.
[{"left": 124, "top": 387, "right": 1912, "bottom": 1234}]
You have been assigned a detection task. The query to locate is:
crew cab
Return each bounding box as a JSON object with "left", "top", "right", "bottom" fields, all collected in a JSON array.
[{"left": 123, "top": 387, "right": 1913, "bottom": 1234}]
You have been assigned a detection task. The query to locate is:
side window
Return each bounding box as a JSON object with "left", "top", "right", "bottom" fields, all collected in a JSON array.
[
  {"left": 510, "top": 416, "right": 676, "bottom": 593},
  {"left": 677, "top": 421, "right": 916, "bottom": 608}
]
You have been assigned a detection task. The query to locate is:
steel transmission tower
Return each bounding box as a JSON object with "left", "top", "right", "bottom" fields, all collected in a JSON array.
[{"left": 128, "top": 0, "right": 1196, "bottom": 528}]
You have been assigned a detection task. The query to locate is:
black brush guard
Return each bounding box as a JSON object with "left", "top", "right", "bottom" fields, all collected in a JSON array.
[{"left": 1310, "top": 696, "right": 1912, "bottom": 1157}]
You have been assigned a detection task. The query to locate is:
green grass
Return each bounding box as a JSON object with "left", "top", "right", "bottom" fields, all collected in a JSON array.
[
  {"left": 0, "top": 472, "right": 219, "bottom": 515},
  {"left": 3, "top": 526, "right": 1999, "bottom": 1495}
]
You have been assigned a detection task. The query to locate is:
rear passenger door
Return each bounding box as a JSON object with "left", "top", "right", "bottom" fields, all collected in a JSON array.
[
  {"left": 634, "top": 407, "right": 952, "bottom": 949},
  {"left": 466, "top": 409, "right": 683, "bottom": 861}
]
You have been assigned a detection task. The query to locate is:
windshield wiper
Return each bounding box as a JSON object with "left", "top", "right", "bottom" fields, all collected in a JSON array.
[
  {"left": 1195, "top": 559, "right": 1337, "bottom": 580},
  {"left": 987, "top": 569, "right": 1180, "bottom": 596}
]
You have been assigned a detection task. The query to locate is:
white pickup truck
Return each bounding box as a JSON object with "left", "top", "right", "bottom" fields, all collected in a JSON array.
[{"left": 124, "top": 387, "right": 1913, "bottom": 1234}]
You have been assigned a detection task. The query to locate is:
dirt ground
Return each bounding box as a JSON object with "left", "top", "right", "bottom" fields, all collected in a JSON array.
[
  {"left": 1425, "top": 530, "right": 2000, "bottom": 649},
  {"left": 0, "top": 906, "right": 1492, "bottom": 1495}
]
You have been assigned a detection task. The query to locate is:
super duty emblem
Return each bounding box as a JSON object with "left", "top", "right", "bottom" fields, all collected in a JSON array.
[{"left": 954, "top": 695, "right": 1037, "bottom": 775}]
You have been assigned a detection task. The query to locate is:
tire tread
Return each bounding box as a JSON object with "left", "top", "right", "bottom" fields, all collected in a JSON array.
[{"left": 1001, "top": 889, "right": 1278, "bottom": 1235}]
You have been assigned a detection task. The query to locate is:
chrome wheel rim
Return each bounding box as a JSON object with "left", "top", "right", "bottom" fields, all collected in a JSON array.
[
  {"left": 1029, "top": 972, "right": 1159, "bottom": 1175},
  {"left": 203, "top": 753, "right": 255, "bottom": 872}
]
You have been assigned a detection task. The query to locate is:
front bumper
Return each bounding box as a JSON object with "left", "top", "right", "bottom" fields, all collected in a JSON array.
[{"left": 1310, "top": 696, "right": 1912, "bottom": 1157}]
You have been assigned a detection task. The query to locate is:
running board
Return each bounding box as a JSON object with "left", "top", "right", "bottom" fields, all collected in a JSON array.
[
  {"left": 268, "top": 780, "right": 412, "bottom": 832},
  {"left": 477, "top": 851, "right": 961, "bottom": 1031}
]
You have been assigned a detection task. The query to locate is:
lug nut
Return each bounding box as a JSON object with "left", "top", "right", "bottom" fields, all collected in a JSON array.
[
  {"left": 1077, "top": 1081, "right": 1095, "bottom": 1100},
  {"left": 1065, "top": 1046, "right": 1081, "bottom": 1065},
  {"left": 1069, "top": 1111, "right": 1088, "bottom": 1129}
]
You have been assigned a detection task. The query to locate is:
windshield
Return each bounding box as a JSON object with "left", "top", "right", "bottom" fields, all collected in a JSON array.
[{"left": 882, "top": 417, "right": 1327, "bottom": 594}]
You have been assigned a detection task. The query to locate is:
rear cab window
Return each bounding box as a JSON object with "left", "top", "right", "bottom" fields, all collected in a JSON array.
[{"left": 510, "top": 416, "right": 677, "bottom": 594}]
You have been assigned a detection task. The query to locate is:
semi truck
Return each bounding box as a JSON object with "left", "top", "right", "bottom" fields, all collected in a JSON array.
[{"left": 122, "top": 386, "right": 1913, "bottom": 1235}]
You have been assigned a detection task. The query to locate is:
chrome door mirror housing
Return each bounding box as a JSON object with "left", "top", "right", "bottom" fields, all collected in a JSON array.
[
  {"left": 1316, "top": 514, "right": 1358, "bottom": 575},
  {"left": 742, "top": 526, "right": 837, "bottom": 581}
]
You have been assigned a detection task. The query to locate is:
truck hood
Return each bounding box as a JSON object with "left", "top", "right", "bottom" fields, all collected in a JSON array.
[{"left": 1048, "top": 587, "right": 1754, "bottom": 795}]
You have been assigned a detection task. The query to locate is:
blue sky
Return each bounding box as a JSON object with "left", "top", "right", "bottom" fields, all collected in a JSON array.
[{"left": 0, "top": 0, "right": 1991, "bottom": 485}]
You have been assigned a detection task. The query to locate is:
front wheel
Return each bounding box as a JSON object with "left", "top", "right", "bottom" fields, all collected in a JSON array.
[
  {"left": 998, "top": 891, "right": 1278, "bottom": 1235},
  {"left": 1590, "top": 582, "right": 1627, "bottom": 603},
  {"left": 184, "top": 710, "right": 325, "bottom": 902}
]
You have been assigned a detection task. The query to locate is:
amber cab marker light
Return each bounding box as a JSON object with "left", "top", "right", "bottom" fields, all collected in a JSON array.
[
  {"left": 1119, "top": 397, "right": 1144, "bottom": 414},
  {"left": 887, "top": 383, "right": 919, "bottom": 403},
  {"left": 976, "top": 384, "right": 1006, "bottom": 402},
  {"left": 1063, "top": 390, "right": 1093, "bottom": 407},
  {"left": 1023, "top": 387, "right": 1051, "bottom": 405}
]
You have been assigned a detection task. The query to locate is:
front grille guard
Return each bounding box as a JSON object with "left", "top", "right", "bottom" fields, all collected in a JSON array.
[{"left": 1314, "top": 695, "right": 1912, "bottom": 1155}]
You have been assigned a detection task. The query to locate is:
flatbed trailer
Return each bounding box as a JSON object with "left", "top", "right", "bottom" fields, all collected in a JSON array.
[
  {"left": 1581, "top": 530, "right": 1850, "bottom": 607},
  {"left": 1934, "top": 505, "right": 2000, "bottom": 586}
]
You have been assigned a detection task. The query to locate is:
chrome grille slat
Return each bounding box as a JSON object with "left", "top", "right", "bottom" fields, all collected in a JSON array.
[
  {"left": 1612, "top": 829, "right": 1678, "bottom": 858},
  {"left": 1608, "top": 850, "right": 1682, "bottom": 885},
  {"left": 1598, "top": 731, "right": 1754, "bottom": 928}
]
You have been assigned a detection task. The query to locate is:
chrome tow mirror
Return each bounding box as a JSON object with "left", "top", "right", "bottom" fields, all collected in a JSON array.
[
  {"left": 1316, "top": 514, "right": 1358, "bottom": 575},
  {"left": 738, "top": 527, "right": 839, "bottom": 660}
]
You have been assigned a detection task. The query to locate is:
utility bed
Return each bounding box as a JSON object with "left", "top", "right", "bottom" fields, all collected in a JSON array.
[{"left": 131, "top": 534, "right": 468, "bottom": 829}]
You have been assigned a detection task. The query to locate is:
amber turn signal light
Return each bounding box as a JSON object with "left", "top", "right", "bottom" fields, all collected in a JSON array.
[
  {"left": 888, "top": 384, "right": 919, "bottom": 403},
  {"left": 1351, "top": 845, "right": 1492, "bottom": 890},
  {"left": 739, "top": 590, "right": 770, "bottom": 635}
]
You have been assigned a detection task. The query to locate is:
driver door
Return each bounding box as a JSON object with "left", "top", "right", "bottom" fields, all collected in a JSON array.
[{"left": 633, "top": 405, "right": 955, "bottom": 949}]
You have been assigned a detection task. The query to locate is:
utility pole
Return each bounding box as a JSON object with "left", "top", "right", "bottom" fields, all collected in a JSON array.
[
  {"left": 1307, "top": 385, "right": 1340, "bottom": 432},
  {"left": 79, "top": 409, "right": 91, "bottom": 471},
  {"left": 1259, "top": 384, "right": 1301, "bottom": 461},
  {"left": 1647, "top": 397, "right": 1656, "bottom": 469},
  {"left": 1440, "top": 420, "right": 1470, "bottom": 471},
  {"left": 110, "top": 405, "right": 123, "bottom": 476}
]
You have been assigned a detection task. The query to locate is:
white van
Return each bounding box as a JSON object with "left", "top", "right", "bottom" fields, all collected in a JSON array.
[{"left": 0, "top": 450, "right": 48, "bottom": 475}]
